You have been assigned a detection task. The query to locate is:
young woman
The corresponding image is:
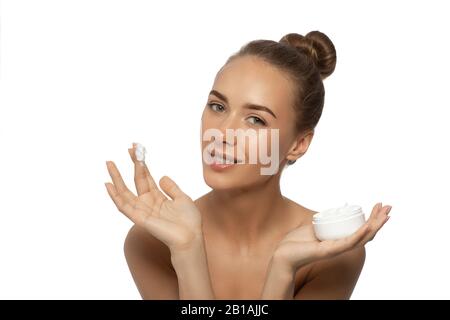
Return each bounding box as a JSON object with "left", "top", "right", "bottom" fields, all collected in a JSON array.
[{"left": 104, "top": 31, "right": 392, "bottom": 300}]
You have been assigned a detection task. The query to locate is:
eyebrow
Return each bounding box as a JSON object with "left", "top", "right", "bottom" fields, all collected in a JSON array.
[{"left": 209, "top": 89, "right": 277, "bottom": 119}]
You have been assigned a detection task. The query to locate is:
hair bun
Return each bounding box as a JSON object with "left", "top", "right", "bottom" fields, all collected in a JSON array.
[{"left": 279, "top": 31, "right": 336, "bottom": 79}]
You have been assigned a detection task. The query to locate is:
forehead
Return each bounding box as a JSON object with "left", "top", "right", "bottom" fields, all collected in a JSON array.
[{"left": 212, "top": 55, "right": 295, "bottom": 114}]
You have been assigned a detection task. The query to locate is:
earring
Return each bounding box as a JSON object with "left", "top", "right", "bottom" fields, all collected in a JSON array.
[{"left": 287, "top": 159, "right": 296, "bottom": 165}]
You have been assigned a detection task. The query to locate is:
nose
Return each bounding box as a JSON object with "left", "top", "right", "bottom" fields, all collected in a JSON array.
[
  {"left": 215, "top": 112, "right": 240, "bottom": 146},
  {"left": 213, "top": 136, "right": 234, "bottom": 150}
]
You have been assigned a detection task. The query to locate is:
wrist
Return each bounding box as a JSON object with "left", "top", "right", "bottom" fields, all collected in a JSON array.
[
  {"left": 261, "top": 255, "right": 296, "bottom": 300},
  {"left": 270, "top": 253, "right": 296, "bottom": 277},
  {"left": 170, "top": 234, "right": 206, "bottom": 266},
  {"left": 169, "top": 235, "right": 215, "bottom": 299},
  {"left": 272, "top": 249, "right": 298, "bottom": 275},
  {"left": 273, "top": 245, "right": 317, "bottom": 273}
]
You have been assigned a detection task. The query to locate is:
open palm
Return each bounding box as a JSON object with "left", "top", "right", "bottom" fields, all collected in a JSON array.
[
  {"left": 104, "top": 143, "right": 202, "bottom": 251},
  {"left": 274, "top": 203, "right": 392, "bottom": 270}
]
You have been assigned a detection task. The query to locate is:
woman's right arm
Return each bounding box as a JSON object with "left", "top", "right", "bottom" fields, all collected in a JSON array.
[
  {"left": 124, "top": 224, "right": 179, "bottom": 299},
  {"left": 124, "top": 224, "right": 216, "bottom": 300},
  {"left": 106, "top": 143, "right": 215, "bottom": 299},
  {"left": 169, "top": 233, "right": 216, "bottom": 299}
]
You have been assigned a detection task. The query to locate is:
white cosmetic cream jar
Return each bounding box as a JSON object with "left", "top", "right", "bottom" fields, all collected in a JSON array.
[{"left": 312, "top": 203, "right": 366, "bottom": 241}]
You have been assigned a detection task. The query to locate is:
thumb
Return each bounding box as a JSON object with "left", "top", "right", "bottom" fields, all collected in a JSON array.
[{"left": 159, "top": 175, "right": 186, "bottom": 200}]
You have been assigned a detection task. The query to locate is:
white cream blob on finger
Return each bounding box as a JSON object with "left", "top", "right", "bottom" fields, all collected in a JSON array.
[
  {"left": 312, "top": 203, "right": 366, "bottom": 241},
  {"left": 134, "top": 143, "right": 147, "bottom": 163}
]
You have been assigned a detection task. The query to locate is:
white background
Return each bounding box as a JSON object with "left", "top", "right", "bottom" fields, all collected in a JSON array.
[{"left": 1, "top": 0, "right": 449, "bottom": 299}]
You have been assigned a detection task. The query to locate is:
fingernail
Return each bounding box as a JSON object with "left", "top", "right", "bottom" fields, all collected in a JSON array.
[{"left": 386, "top": 206, "right": 392, "bottom": 214}]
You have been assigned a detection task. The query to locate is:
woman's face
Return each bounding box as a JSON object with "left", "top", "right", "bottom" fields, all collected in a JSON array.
[{"left": 201, "top": 55, "right": 300, "bottom": 190}]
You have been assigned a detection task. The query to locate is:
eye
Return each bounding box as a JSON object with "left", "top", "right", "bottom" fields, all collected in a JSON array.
[
  {"left": 208, "top": 102, "right": 225, "bottom": 112},
  {"left": 247, "top": 115, "right": 267, "bottom": 126}
]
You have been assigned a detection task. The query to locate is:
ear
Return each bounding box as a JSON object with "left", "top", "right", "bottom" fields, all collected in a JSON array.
[{"left": 286, "top": 130, "right": 314, "bottom": 163}]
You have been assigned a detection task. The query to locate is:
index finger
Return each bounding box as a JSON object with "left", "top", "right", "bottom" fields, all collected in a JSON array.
[
  {"left": 357, "top": 205, "right": 392, "bottom": 245},
  {"left": 129, "top": 143, "right": 159, "bottom": 195}
]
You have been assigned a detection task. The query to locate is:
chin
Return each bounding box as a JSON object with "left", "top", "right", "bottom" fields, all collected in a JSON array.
[{"left": 202, "top": 162, "right": 269, "bottom": 191}]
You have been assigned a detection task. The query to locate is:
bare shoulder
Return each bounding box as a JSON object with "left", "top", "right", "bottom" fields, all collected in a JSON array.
[
  {"left": 124, "top": 225, "right": 179, "bottom": 299},
  {"left": 283, "top": 197, "right": 318, "bottom": 289},
  {"left": 298, "top": 244, "right": 366, "bottom": 299},
  {"left": 124, "top": 224, "right": 171, "bottom": 264},
  {"left": 311, "top": 245, "right": 366, "bottom": 277},
  {"left": 283, "top": 196, "right": 317, "bottom": 224}
]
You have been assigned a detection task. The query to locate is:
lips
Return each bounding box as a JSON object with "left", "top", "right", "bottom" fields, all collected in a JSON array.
[{"left": 210, "top": 149, "right": 243, "bottom": 164}]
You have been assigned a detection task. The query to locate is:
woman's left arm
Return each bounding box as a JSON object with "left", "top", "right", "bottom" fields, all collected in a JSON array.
[
  {"left": 260, "top": 203, "right": 391, "bottom": 300},
  {"left": 260, "top": 254, "right": 297, "bottom": 299},
  {"left": 261, "top": 246, "right": 366, "bottom": 299},
  {"left": 293, "top": 246, "right": 366, "bottom": 299}
]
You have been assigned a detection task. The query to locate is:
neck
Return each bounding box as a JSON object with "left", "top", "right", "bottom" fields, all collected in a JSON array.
[{"left": 204, "top": 173, "right": 289, "bottom": 252}]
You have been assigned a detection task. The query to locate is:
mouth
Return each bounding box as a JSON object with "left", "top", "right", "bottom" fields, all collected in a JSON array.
[{"left": 210, "top": 150, "right": 243, "bottom": 165}]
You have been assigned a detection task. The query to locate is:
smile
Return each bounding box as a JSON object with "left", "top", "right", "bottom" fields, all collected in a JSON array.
[{"left": 210, "top": 149, "right": 243, "bottom": 165}]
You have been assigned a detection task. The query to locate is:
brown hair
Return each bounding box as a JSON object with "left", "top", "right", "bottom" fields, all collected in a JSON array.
[{"left": 225, "top": 31, "right": 337, "bottom": 135}]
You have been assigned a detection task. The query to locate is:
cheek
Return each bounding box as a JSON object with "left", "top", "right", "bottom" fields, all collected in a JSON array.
[
  {"left": 275, "top": 125, "right": 296, "bottom": 157},
  {"left": 277, "top": 135, "right": 290, "bottom": 158},
  {"left": 200, "top": 110, "right": 221, "bottom": 133},
  {"left": 254, "top": 128, "right": 288, "bottom": 160}
]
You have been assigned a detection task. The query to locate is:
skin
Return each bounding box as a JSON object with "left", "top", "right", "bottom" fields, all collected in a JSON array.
[{"left": 105, "top": 55, "right": 392, "bottom": 300}]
